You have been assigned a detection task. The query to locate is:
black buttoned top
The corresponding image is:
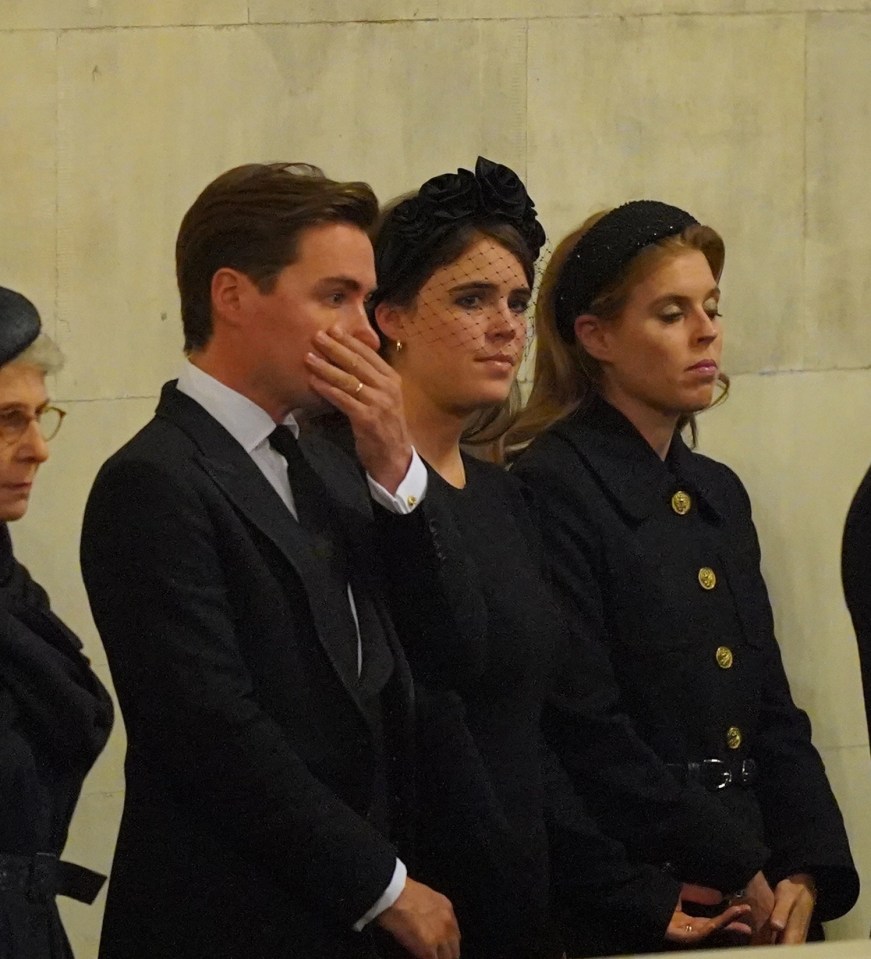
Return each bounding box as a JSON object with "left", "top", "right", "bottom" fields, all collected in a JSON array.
[{"left": 513, "top": 395, "right": 858, "bottom": 926}]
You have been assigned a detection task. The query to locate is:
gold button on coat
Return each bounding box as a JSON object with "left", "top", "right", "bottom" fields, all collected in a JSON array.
[
  {"left": 716, "top": 646, "right": 734, "bottom": 669},
  {"left": 671, "top": 490, "right": 692, "bottom": 515},
  {"left": 726, "top": 726, "right": 743, "bottom": 750},
  {"left": 698, "top": 567, "right": 717, "bottom": 590}
]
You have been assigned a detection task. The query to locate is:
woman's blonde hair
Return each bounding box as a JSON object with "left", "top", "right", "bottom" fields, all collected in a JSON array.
[{"left": 504, "top": 211, "right": 727, "bottom": 454}]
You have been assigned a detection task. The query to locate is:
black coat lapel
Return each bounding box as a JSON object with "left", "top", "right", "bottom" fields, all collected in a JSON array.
[
  {"left": 557, "top": 397, "right": 729, "bottom": 524},
  {"left": 555, "top": 399, "right": 674, "bottom": 522},
  {"left": 155, "top": 383, "right": 363, "bottom": 693}
]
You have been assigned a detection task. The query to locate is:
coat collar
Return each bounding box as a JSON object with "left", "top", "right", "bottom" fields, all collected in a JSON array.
[{"left": 553, "top": 394, "right": 728, "bottom": 523}]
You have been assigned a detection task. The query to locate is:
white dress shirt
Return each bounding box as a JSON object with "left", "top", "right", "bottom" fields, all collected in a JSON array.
[{"left": 176, "top": 361, "right": 425, "bottom": 929}]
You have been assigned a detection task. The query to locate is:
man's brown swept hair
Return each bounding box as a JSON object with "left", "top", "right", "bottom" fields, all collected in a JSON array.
[{"left": 176, "top": 162, "right": 378, "bottom": 352}]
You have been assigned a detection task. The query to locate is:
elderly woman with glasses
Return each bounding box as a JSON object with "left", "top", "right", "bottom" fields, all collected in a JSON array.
[{"left": 0, "top": 287, "right": 113, "bottom": 959}]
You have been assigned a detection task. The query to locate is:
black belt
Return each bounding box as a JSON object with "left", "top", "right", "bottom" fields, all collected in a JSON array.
[
  {"left": 0, "top": 852, "right": 105, "bottom": 905},
  {"left": 666, "top": 758, "right": 758, "bottom": 791}
]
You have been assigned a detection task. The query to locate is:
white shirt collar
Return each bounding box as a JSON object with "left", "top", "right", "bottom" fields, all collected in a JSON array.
[{"left": 176, "top": 361, "right": 300, "bottom": 452}]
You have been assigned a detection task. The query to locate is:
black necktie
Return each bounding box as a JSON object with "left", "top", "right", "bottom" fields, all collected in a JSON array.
[
  {"left": 268, "top": 425, "right": 333, "bottom": 537},
  {"left": 269, "top": 425, "right": 360, "bottom": 678}
]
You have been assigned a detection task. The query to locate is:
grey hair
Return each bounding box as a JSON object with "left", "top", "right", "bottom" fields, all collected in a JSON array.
[{"left": 9, "top": 332, "right": 65, "bottom": 374}]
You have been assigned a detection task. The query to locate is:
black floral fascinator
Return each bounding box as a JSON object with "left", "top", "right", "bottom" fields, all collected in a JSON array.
[{"left": 371, "top": 157, "right": 546, "bottom": 308}]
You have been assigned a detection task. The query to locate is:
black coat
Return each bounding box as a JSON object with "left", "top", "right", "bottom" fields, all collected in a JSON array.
[
  {"left": 841, "top": 464, "right": 871, "bottom": 747},
  {"left": 379, "top": 458, "right": 559, "bottom": 959},
  {"left": 513, "top": 397, "right": 859, "bottom": 941},
  {"left": 0, "top": 525, "right": 113, "bottom": 959},
  {"left": 380, "top": 457, "right": 697, "bottom": 959},
  {"left": 80, "top": 383, "right": 464, "bottom": 959}
]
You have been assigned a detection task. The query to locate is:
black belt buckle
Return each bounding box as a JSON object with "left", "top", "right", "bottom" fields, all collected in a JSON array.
[
  {"left": 28, "top": 852, "right": 58, "bottom": 903},
  {"left": 737, "top": 758, "right": 758, "bottom": 786},
  {"left": 699, "top": 758, "right": 732, "bottom": 790}
]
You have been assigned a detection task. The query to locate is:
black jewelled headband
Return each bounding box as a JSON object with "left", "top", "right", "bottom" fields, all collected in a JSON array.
[
  {"left": 372, "top": 156, "right": 546, "bottom": 306},
  {"left": 553, "top": 200, "right": 698, "bottom": 343}
]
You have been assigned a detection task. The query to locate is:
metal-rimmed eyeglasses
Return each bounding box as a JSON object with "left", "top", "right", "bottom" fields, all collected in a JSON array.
[{"left": 0, "top": 405, "right": 66, "bottom": 446}]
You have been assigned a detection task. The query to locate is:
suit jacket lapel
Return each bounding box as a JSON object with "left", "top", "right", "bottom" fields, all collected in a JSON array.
[{"left": 155, "top": 383, "right": 363, "bottom": 694}]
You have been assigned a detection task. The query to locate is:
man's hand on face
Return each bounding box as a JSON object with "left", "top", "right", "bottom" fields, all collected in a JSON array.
[{"left": 305, "top": 326, "right": 413, "bottom": 494}]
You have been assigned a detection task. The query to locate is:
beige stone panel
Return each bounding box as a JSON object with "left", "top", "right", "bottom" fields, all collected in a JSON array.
[
  {"left": 250, "top": 0, "right": 437, "bottom": 22},
  {"left": 56, "top": 21, "right": 526, "bottom": 399},
  {"left": 247, "top": 20, "right": 527, "bottom": 200},
  {"left": 56, "top": 28, "right": 230, "bottom": 401},
  {"left": 439, "top": 0, "right": 659, "bottom": 17},
  {"left": 806, "top": 13, "right": 871, "bottom": 370},
  {"left": 696, "top": 369, "right": 871, "bottom": 751},
  {"left": 442, "top": 0, "right": 871, "bottom": 12},
  {"left": 0, "top": 32, "right": 57, "bottom": 336},
  {"left": 0, "top": 1, "right": 246, "bottom": 30},
  {"left": 527, "top": 15, "right": 805, "bottom": 373},
  {"left": 813, "top": 745, "right": 871, "bottom": 940},
  {"left": 57, "top": 790, "right": 124, "bottom": 959},
  {"left": 11, "top": 395, "right": 156, "bottom": 667},
  {"left": 663, "top": 0, "right": 871, "bottom": 11}
]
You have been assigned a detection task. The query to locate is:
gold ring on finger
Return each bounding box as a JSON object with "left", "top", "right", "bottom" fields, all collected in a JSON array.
[
  {"left": 685, "top": 924, "right": 693, "bottom": 933},
  {"left": 354, "top": 380, "right": 364, "bottom": 395}
]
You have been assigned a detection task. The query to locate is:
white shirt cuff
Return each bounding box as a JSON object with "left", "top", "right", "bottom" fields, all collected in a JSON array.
[
  {"left": 353, "top": 858, "right": 407, "bottom": 931},
  {"left": 367, "top": 449, "right": 427, "bottom": 514}
]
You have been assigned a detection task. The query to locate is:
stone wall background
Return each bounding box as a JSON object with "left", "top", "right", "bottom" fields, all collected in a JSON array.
[{"left": 2, "top": 1, "right": 869, "bottom": 952}]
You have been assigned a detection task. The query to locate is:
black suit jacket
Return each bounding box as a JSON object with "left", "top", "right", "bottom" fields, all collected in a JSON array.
[
  {"left": 514, "top": 397, "right": 858, "bottom": 927},
  {"left": 842, "top": 464, "right": 871, "bottom": 748},
  {"left": 81, "top": 382, "right": 429, "bottom": 959}
]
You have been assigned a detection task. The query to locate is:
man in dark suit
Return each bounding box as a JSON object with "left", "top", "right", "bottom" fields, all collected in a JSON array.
[{"left": 80, "top": 163, "right": 460, "bottom": 959}]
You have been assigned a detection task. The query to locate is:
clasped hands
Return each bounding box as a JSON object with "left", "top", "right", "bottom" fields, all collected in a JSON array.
[{"left": 668, "top": 870, "right": 817, "bottom": 948}]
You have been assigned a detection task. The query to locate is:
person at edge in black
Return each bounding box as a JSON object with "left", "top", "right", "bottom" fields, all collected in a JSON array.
[
  {"left": 352, "top": 160, "right": 753, "bottom": 958},
  {"left": 0, "top": 287, "right": 113, "bottom": 958},
  {"left": 842, "top": 471, "right": 871, "bottom": 757},
  {"left": 79, "top": 163, "right": 462, "bottom": 959},
  {"left": 508, "top": 201, "right": 859, "bottom": 950},
  {"left": 843, "top": 454, "right": 871, "bottom": 942}
]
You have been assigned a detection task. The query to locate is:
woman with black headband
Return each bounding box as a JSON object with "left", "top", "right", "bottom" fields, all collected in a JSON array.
[
  {"left": 0, "top": 288, "right": 113, "bottom": 957},
  {"left": 366, "top": 166, "right": 753, "bottom": 957},
  {"left": 509, "top": 203, "right": 859, "bottom": 947}
]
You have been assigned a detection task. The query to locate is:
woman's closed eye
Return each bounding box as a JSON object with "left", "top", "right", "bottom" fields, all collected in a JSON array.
[{"left": 704, "top": 297, "right": 722, "bottom": 320}]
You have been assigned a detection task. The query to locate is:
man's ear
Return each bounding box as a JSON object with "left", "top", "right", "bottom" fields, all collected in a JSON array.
[
  {"left": 210, "top": 268, "right": 248, "bottom": 327},
  {"left": 374, "top": 301, "right": 405, "bottom": 343},
  {"left": 574, "top": 313, "right": 610, "bottom": 362}
]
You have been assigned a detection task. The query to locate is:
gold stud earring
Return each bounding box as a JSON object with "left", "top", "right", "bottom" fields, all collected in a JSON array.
[{"left": 395, "top": 340, "right": 403, "bottom": 353}]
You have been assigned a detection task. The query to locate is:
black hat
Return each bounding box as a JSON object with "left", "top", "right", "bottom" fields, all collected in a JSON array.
[
  {"left": 372, "top": 156, "right": 546, "bottom": 310},
  {"left": 0, "top": 287, "right": 41, "bottom": 366}
]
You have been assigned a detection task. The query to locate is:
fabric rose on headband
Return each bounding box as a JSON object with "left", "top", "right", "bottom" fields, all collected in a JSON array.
[
  {"left": 420, "top": 168, "right": 481, "bottom": 224},
  {"left": 383, "top": 156, "right": 545, "bottom": 262}
]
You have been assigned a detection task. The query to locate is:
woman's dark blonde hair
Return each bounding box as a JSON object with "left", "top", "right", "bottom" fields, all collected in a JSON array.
[{"left": 504, "top": 212, "right": 728, "bottom": 454}]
